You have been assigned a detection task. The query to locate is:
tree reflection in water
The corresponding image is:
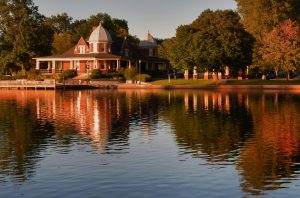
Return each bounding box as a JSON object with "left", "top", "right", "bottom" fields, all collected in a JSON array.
[
  {"left": 0, "top": 90, "right": 300, "bottom": 196},
  {"left": 237, "top": 93, "right": 300, "bottom": 195},
  {"left": 163, "top": 91, "right": 254, "bottom": 162}
]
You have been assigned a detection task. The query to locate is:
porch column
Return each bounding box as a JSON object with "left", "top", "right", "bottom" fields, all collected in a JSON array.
[
  {"left": 117, "top": 59, "right": 120, "bottom": 70},
  {"left": 128, "top": 60, "right": 132, "bottom": 69},
  {"left": 225, "top": 66, "right": 230, "bottom": 79},
  {"left": 52, "top": 60, "right": 56, "bottom": 75},
  {"left": 47, "top": 61, "right": 51, "bottom": 70},
  {"left": 94, "top": 59, "right": 98, "bottom": 70},
  {"left": 70, "top": 60, "right": 73, "bottom": 69},
  {"left": 36, "top": 60, "right": 40, "bottom": 70}
]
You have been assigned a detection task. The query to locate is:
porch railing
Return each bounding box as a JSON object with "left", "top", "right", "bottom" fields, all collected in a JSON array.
[{"left": 39, "top": 69, "right": 63, "bottom": 74}]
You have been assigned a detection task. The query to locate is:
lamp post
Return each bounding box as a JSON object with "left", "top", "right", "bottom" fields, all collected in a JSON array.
[{"left": 139, "top": 59, "right": 141, "bottom": 85}]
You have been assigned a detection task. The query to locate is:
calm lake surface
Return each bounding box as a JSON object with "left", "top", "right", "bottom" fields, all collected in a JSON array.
[{"left": 1, "top": 89, "right": 300, "bottom": 197}]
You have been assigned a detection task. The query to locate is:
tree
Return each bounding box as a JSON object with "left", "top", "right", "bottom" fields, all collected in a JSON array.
[
  {"left": 46, "top": 13, "right": 73, "bottom": 33},
  {"left": 235, "top": 0, "right": 300, "bottom": 41},
  {"left": 190, "top": 10, "right": 254, "bottom": 72},
  {"left": 52, "top": 33, "right": 74, "bottom": 55},
  {"left": 259, "top": 20, "right": 300, "bottom": 80},
  {"left": 0, "top": 0, "right": 53, "bottom": 74},
  {"left": 159, "top": 10, "right": 254, "bottom": 73},
  {"left": 72, "top": 13, "right": 129, "bottom": 43},
  {"left": 158, "top": 38, "right": 177, "bottom": 69}
]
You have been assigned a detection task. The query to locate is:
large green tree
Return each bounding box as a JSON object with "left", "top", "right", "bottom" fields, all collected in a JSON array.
[
  {"left": 190, "top": 10, "right": 254, "bottom": 72},
  {"left": 46, "top": 13, "right": 74, "bottom": 34},
  {"left": 0, "top": 0, "right": 53, "bottom": 74},
  {"left": 72, "top": 13, "right": 130, "bottom": 43},
  {"left": 159, "top": 9, "right": 254, "bottom": 73}
]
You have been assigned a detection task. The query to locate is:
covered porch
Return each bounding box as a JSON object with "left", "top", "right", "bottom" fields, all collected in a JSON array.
[{"left": 34, "top": 57, "right": 123, "bottom": 75}]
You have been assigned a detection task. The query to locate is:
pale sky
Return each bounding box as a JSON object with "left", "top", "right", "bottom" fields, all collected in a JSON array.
[{"left": 33, "top": 0, "right": 236, "bottom": 39}]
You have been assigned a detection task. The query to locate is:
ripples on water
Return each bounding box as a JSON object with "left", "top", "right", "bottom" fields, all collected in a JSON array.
[{"left": 0, "top": 90, "right": 300, "bottom": 197}]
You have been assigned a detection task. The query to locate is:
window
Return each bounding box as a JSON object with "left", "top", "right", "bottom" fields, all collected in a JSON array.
[
  {"left": 125, "top": 49, "right": 129, "bottom": 57},
  {"left": 79, "top": 46, "right": 85, "bottom": 54},
  {"left": 100, "top": 43, "right": 105, "bottom": 52},
  {"left": 90, "top": 43, "right": 93, "bottom": 52},
  {"left": 93, "top": 43, "right": 97, "bottom": 53},
  {"left": 149, "top": 49, "right": 153, "bottom": 56},
  {"left": 100, "top": 61, "right": 105, "bottom": 70}
]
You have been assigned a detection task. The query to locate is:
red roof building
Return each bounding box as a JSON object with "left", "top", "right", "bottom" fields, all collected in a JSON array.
[{"left": 34, "top": 23, "right": 168, "bottom": 77}]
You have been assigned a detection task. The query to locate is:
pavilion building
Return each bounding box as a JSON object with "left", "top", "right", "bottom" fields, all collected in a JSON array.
[{"left": 34, "top": 23, "right": 168, "bottom": 77}]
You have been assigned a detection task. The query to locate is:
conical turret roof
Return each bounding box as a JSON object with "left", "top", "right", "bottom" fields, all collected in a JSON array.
[
  {"left": 88, "top": 22, "right": 112, "bottom": 43},
  {"left": 139, "top": 31, "right": 157, "bottom": 48}
]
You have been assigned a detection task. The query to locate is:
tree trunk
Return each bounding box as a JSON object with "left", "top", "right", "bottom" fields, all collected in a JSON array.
[{"left": 275, "top": 67, "right": 279, "bottom": 78}]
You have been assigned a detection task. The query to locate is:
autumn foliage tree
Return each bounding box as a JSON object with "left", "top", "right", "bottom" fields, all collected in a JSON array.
[
  {"left": 235, "top": 0, "right": 300, "bottom": 41},
  {"left": 260, "top": 20, "right": 300, "bottom": 80}
]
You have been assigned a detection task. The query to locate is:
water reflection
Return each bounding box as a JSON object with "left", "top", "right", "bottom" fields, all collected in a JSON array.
[
  {"left": 0, "top": 91, "right": 55, "bottom": 184},
  {"left": 165, "top": 91, "right": 254, "bottom": 162},
  {"left": 0, "top": 90, "right": 300, "bottom": 196},
  {"left": 237, "top": 94, "right": 300, "bottom": 195}
]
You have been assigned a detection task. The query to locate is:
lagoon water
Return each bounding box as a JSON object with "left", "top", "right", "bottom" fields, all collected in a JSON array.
[{"left": 0, "top": 89, "right": 300, "bottom": 197}]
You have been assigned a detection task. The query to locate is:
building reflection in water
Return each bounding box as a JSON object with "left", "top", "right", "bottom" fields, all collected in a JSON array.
[{"left": 0, "top": 89, "right": 300, "bottom": 196}]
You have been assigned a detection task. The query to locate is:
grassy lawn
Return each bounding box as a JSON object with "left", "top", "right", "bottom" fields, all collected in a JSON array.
[
  {"left": 225, "top": 79, "right": 300, "bottom": 85},
  {"left": 151, "top": 79, "right": 300, "bottom": 85},
  {"left": 151, "top": 79, "right": 217, "bottom": 85}
]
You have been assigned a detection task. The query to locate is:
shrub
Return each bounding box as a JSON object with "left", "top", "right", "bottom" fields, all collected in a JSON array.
[
  {"left": 59, "top": 70, "right": 77, "bottom": 80},
  {"left": 15, "top": 70, "right": 27, "bottom": 79},
  {"left": 135, "top": 74, "right": 152, "bottom": 82},
  {"left": 0, "top": 75, "right": 17, "bottom": 80},
  {"left": 27, "top": 69, "right": 43, "bottom": 81},
  {"left": 123, "top": 67, "right": 137, "bottom": 80},
  {"left": 90, "top": 69, "right": 102, "bottom": 79}
]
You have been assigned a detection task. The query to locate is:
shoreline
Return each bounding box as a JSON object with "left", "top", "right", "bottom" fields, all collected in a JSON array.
[
  {"left": 117, "top": 84, "right": 300, "bottom": 90},
  {"left": 1, "top": 79, "right": 300, "bottom": 91}
]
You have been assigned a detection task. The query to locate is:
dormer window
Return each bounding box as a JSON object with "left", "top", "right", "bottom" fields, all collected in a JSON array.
[{"left": 79, "top": 46, "right": 85, "bottom": 54}]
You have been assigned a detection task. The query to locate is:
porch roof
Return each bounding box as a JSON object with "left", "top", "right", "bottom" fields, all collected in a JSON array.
[{"left": 35, "top": 46, "right": 121, "bottom": 61}]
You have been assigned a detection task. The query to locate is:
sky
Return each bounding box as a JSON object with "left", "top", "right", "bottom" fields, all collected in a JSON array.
[{"left": 33, "top": 0, "right": 237, "bottom": 39}]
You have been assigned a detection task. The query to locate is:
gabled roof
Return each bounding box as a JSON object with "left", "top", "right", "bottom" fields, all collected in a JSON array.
[
  {"left": 119, "top": 37, "right": 141, "bottom": 59},
  {"left": 74, "top": 37, "right": 89, "bottom": 54}
]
